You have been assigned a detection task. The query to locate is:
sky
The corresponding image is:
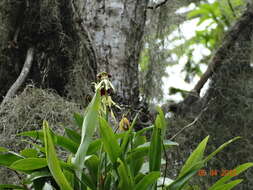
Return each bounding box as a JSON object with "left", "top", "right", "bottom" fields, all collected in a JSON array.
[{"left": 161, "top": 2, "right": 213, "bottom": 103}]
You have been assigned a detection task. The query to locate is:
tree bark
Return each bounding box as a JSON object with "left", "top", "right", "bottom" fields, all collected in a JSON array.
[
  {"left": 0, "top": 0, "right": 149, "bottom": 106},
  {"left": 73, "top": 0, "right": 149, "bottom": 105},
  {"left": 1, "top": 47, "right": 34, "bottom": 106},
  {"left": 0, "top": 0, "right": 150, "bottom": 184}
]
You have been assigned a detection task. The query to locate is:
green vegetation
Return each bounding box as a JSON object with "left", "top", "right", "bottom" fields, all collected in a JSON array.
[
  {"left": 140, "top": 0, "right": 246, "bottom": 101},
  {"left": 0, "top": 74, "right": 252, "bottom": 190}
]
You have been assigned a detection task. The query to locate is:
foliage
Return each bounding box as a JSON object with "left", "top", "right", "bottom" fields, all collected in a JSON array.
[
  {"left": 0, "top": 75, "right": 252, "bottom": 189},
  {"left": 140, "top": 0, "right": 247, "bottom": 101},
  {"left": 168, "top": 0, "right": 246, "bottom": 88}
]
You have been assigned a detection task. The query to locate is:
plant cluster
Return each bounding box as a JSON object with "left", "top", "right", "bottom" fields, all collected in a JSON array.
[{"left": 0, "top": 73, "right": 252, "bottom": 190}]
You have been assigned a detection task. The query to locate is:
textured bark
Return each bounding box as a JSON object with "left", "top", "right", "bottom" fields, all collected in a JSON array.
[
  {"left": 0, "top": 0, "right": 149, "bottom": 184},
  {"left": 1, "top": 47, "right": 34, "bottom": 106},
  {"left": 0, "top": 0, "right": 149, "bottom": 106},
  {"left": 0, "top": 0, "right": 97, "bottom": 106},
  {"left": 72, "top": 0, "right": 149, "bottom": 105}
]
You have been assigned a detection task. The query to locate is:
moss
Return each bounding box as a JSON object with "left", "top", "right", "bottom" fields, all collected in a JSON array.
[{"left": 168, "top": 20, "right": 253, "bottom": 189}]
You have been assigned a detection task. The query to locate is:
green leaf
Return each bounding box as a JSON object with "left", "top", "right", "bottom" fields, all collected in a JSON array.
[
  {"left": 127, "top": 146, "right": 149, "bottom": 161},
  {"left": 99, "top": 118, "right": 121, "bottom": 164},
  {"left": 135, "top": 125, "right": 154, "bottom": 137},
  {"left": 203, "top": 137, "right": 241, "bottom": 163},
  {"left": 117, "top": 158, "right": 134, "bottom": 190},
  {"left": 149, "top": 126, "right": 162, "bottom": 172},
  {"left": 155, "top": 107, "right": 166, "bottom": 138},
  {"left": 104, "top": 172, "right": 112, "bottom": 190},
  {"left": 127, "top": 140, "right": 177, "bottom": 163},
  {"left": 20, "top": 148, "right": 38, "bottom": 158},
  {"left": 73, "top": 112, "right": 84, "bottom": 129},
  {"left": 63, "top": 155, "right": 75, "bottom": 188},
  {"left": 85, "top": 155, "right": 100, "bottom": 184},
  {"left": 26, "top": 170, "right": 51, "bottom": 182},
  {"left": 133, "top": 171, "right": 160, "bottom": 190},
  {"left": 43, "top": 121, "right": 73, "bottom": 190},
  {"left": 19, "top": 130, "right": 44, "bottom": 140},
  {"left": 73, "top": 90, "right": 100, "bottom": 178},
  {"left": 0, "top": 152, "right": 23, "bottom": 167},
  {"left": 0, "top": 184, "right": 25, "bottom": 189},
  {"left": 209, "top": 179, "right": 243, "bottom": 190},
  {"left": 0, "top": 147, "right": 8, "bottom": 152},
  {"left": 209, "top": 163, "right": 253, "bottom": 190},
  {"left": 80, "top": 172, "right": 96, "bottom": 190},
  {"left": 10, "top": 158, "right": 47, "bottom": 171},
  {"left": 87, "top": 139, "right": 102, "bottom": 155},
  {"left": 134, "top": 173, "right": 146, "bottom": 184},
  {"left": 133, "top": 135, "right": 146, "bottom": 148},
  {"left": 187, "top": 8, "right": 210, "bottom": 19},
  {"left": 56, "top": 136, "right": 79, "bottom": 154},
  {"left": 166, "top": 163, "right": 203, "bottom": 190},
  {"left": 179, "top": 136, "right": 209, "bottom": 178},
  {"left": 129, "top": 135, "right": 146, "bottom": 176},
  {"left": 65, "top": 128, "right": 81, "bottom": 145},
  {"left": 19, "top": 130, "right": 79, "bottom": 154}
]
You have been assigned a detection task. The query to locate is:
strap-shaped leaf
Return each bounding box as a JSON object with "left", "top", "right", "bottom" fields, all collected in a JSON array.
[
  {"left": 149, "top": 126, "right": 162, "bottom": 172},
  {"left": 43, "top": 121, "right": 73, "bottom": 190},
  {"left": 10, "top": 158, "right": 47, "bottom": 171},
  {"left": 0, "top": 147, "right": 8, "bottom": 152},
  {"left": 19, "top": 130, "right": 78, "bottom": 154},
  {"left": 178, "top": 136, "right": 209, "bottom": 178},
  {"left": 73, "top": 112, "right": 84, "bottom": 129},
  {"left": 99, "top": 118, "right": 121, "bottom": 164},
  {"left": 65, "top": 128, "right": 81, "bottom": 144},
  {"left": 20, "top": 148, "right": 38, "bottom": 158},
  {"left": 209, "top": 162, "right": 253, "bottom": 190},
  {"left": 155, "top": 107, "right": 166, "bottom": 139},
  {"left": 166, "top": 163, "right": 203, "bottom": 190},
  {"left": 0, "top": 184, "right": 25, "bottom": 189},
  {"left": 133, "top": 171, "right": 160, "bottom": 190},
  {"left": 0, "top": 151, "right": 23, "bottom": 167},
  {"left": 72, "top": 91, "right": 100, "bottom": 178},
  {"left": 117, "top": 158, "right": 134, "bottom": 190},
  {"left": 203, "top": 137, "right": 241, "bottom": 163},
  {"left": 209, "top": 179, "right": 243, "bottom": 190}
]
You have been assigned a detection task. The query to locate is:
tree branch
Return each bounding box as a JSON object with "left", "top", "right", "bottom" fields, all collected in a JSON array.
[
  {"left": 169, "top": 107, "right": 205, "bottom": 140},
  {"left": 1, "top": 47, "right": 34, "bottom": 106},
  {"left": 191, "top": 3, "right": 253, "bottom": 95},
  {"left": 162, "top": 3, "right": 253, "bottom": 114}
]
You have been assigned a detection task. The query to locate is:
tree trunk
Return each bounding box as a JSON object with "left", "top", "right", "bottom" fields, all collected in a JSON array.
[
  {"left": 0, "top": 0, "right": 97, "bottom": 105},
  {"left": 0, "top": 0, "right": 148, "bottom": 106},
  {"left": 0, "top": 0, "right": 149, "bottom": 184},
  {"left": 73, "top": 0, "right": 149, "bottom": 105}
]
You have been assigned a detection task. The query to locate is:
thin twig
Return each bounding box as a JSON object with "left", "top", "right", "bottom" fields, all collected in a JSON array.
[
  {"left": 1, "top": 47, "right": 34, "bottom": 106},
  {"left": 227, "top": 0, "right": 236, "bottom": 18},
  {"left": 169, "top": 107, "right": 207, "bottom": 141}
]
